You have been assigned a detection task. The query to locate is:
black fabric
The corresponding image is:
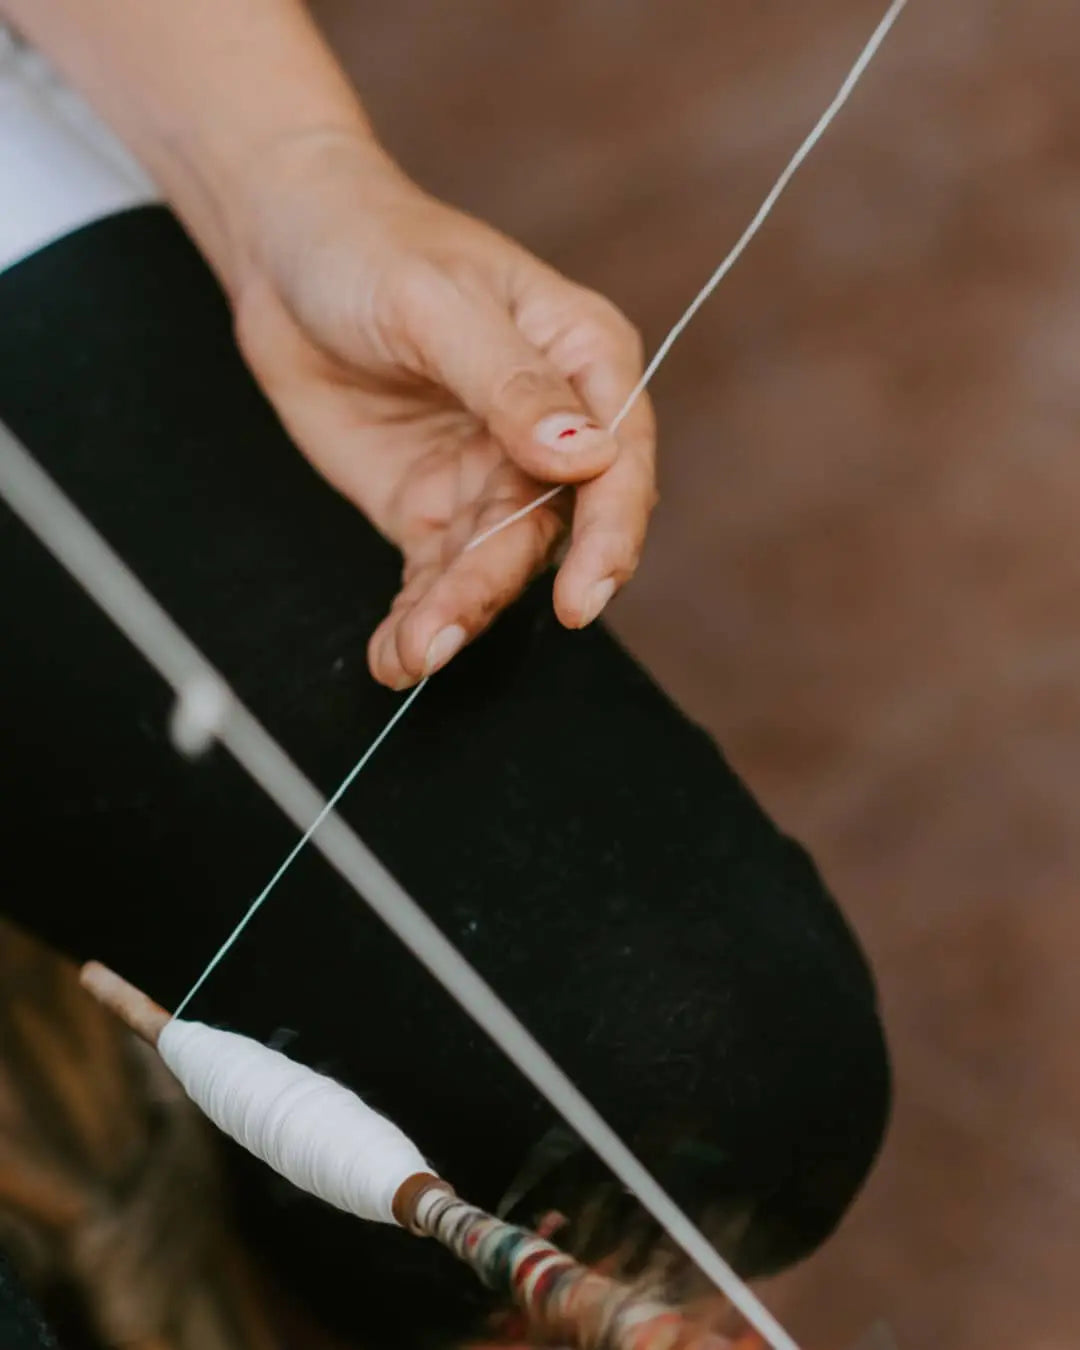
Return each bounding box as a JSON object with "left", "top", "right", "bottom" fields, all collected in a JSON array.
[
  {"left": 0, "top": 207, "right": 890, "bottom": 1347},
  {"left": 0, "top": 1253, "right": 59, "bottom": 1350}
]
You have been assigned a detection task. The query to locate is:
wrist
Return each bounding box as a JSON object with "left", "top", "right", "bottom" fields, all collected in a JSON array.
[
  {"left": 2, "top": 0, "right": 386, "bottom": 302},
  {"left": 219, "top": 123, "right": 406, "bottom": 303}
]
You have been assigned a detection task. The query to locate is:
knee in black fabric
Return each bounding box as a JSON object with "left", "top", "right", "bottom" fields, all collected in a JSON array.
[
  {"left": 511, "top": 1041, "right": 890, "bottom": 1289},
  {"left": 710, "top": 831, "right": 892, "bottom": 1276},
  {"left": 501, "top": 826, "right": 891, "bottom": 1284}
]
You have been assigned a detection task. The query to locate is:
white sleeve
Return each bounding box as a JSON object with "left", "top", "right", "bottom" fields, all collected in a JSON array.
[{"left": 0, "top": 25, "right": 158, "bottom": 275}]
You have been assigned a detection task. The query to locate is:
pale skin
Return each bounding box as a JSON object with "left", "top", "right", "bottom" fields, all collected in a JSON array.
[{"left": 1, "top": 0, "right": 657, "bottom": 689}]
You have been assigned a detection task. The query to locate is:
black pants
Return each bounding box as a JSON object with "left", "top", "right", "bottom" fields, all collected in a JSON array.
[{"left": 0, "top": 208, "right": 889, "bottom": 1347}]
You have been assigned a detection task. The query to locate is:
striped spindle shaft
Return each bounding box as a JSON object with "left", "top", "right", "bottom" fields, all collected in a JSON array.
[{"left": 410, "top": 1189, "right": 734, "bottom": 1350}]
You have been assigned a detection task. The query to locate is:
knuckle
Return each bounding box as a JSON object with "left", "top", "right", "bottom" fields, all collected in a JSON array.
[
  {"left": 578, "top": 289, "right": 645, "bottom": 364},
  {"left": 589, "top": 529, "right": 639, "bottom": 584},
  {"left": 390, "top": 262, "right": 458, "bottom": 336},
  {"left": 494, "top": 365, "right": 564, "bottom": 412},
  {"left": 576, "top": 286, "right": 622, "bottom": 326},
  {"left": 613, "top": 547, "right": 640, "bottom": 583},
  {"left": 462, "top": 567, "right": 507, "bottom": 621},
  {"left": 619, "top": 318, "right": 647, "bottom": 367},
  {"left": 395, "top": 259, "right": 445, "bottom": 311}
]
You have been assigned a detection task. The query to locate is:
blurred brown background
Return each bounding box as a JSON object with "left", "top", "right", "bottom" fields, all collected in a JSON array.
[{"left": 311, "top": 2, "right": 1080, "bottom": 1347}]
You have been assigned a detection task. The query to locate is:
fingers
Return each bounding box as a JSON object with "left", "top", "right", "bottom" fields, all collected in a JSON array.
[
  {"left": 552, "top": 317, "right": 658, "bottom": 629},
  {"left": 552, "top": 447, "right": 656, "bottom": 629},
  {"left": 398, "top": 268, "right": 620, "bottom": 485},
  {"left": 365, "top": 264, "right": 655, "bottom": 683},
  {"left": 367, "top": 468, "right": 566, "bottom": 689},
  {"left": 401, "top": 270, "right": 657, "bottom": 634}
]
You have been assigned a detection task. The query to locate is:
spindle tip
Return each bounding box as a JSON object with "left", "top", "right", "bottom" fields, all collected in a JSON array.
[{"left": 80, "top": 961, "right": 171, "bottom": 1046}]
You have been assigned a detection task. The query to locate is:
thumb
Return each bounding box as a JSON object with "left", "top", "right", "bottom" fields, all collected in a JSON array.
[{"left": 408, "top": 274, "right": 618, "bottom": 482}]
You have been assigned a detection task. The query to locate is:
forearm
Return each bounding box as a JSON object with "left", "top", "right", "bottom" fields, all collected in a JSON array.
[{"left": 0, "top": 0, "right": 380, "bottom": 293}]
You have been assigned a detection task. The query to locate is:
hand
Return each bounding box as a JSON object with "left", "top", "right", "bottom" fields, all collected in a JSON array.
[{"left": 229, "top": 132, "right": 657, "bottom": 689}]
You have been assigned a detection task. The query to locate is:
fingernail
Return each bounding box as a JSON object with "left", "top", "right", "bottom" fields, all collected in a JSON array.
[
  {"left": 534, "top": 412, "right": 606, "bottom": 453},
  {"left": 578, "top": 577, "right": 616, "bottom": 627},
  {"left": 424, "top": 624, "right": 467, "bottom": 675}
]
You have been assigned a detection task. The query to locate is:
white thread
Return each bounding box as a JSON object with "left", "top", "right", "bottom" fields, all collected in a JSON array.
[
  {"left": 0, "top": 6, "right": 911, "bottom": 1345},
  {"left": 465, "top": 484, "right": 563, "bottom": 553},
  {"left": 159, "top": 1017, "right": 428, "bottom": 1224},
  {"left": 173, "top": 675, "right": 429, "bottom": 1018}
]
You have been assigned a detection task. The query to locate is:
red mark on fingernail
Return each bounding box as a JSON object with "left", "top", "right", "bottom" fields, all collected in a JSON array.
[{"left": 557, "top": 427, "right": 578, "bottom": 440}]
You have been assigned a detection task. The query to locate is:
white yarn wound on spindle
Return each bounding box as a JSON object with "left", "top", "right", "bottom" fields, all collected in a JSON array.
[{"left": 158, "top": 1018, "right": 429, "bottom": 1224}]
